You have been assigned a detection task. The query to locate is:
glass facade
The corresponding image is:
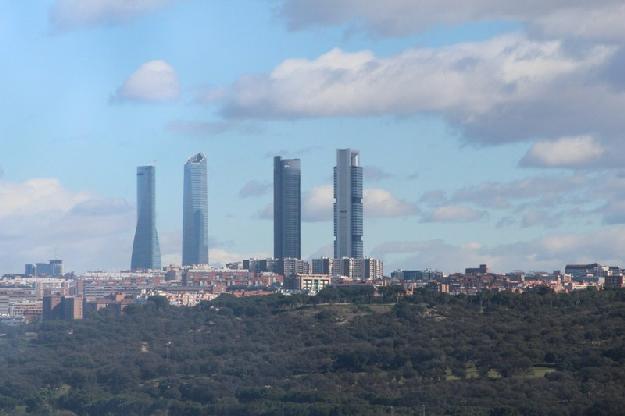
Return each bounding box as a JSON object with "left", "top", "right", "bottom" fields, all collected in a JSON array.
[
  {"left": 274, "top": 157, "right": 301, "bottom": 259},
  {"left": 334, "top": 149, "right": 364, "bottom": 259},
  {"left": 182, "top": 153, "right": 209, "bottom": 266},
  {"left": 131, "top": 166, "right": 161, "bottom": 271}
]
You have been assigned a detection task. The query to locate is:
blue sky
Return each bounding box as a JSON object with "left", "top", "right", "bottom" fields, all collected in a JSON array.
[{"left": 1, "top": 0, "right": 625, "bottom": 273}]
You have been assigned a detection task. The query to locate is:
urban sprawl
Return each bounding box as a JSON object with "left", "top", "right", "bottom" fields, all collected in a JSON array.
[{"left": 1, "top": 150, "right": 623, "bottom": 324}]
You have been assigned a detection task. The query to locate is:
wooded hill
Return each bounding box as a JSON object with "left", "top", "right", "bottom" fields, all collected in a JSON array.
[{"left": 0, "top": 287, "right": 624, "bottom": 415}]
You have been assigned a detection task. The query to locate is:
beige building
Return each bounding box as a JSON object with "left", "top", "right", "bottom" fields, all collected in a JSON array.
[{"left": 294, "top": 274, "right": 331, "bottom": 294}]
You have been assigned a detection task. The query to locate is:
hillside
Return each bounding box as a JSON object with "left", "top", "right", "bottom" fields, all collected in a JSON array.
[{"left": 1, "top": 288, "right": 624, "bottom": 415}]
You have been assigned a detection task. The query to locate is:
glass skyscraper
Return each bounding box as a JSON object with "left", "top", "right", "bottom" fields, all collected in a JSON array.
[
  {"left": 274, "top": 156, "right": 301, "bottom": 259},
  {"left": 131, "top": 166, "right": 161, "bottom": 271},
  {"left": 183, "top": 153, "right": 209, "bottom": 266},
  {"left": 334, "top": 149, "right": 363, "bottom": 259}
]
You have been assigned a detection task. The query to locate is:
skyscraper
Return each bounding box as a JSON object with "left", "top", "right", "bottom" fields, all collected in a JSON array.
[
  {"left": 49, "top": 260, "right": 63, "bottom": 276},
  {"left": 183, "top": 153, "right": 209, "bottom": 266},
  {"left": 334, "top": 149, "right": 363, "bottom": 259},
  {"left": 131, "top": 166, "right": 161, "bottom": 271},
  {"left": 274, "top": 156, "right": 301, "bottom": 259}
]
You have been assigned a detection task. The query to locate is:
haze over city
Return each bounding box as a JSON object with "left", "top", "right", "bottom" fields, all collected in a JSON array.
[{"left": 2, "top": 0, "right": 625, "bottom": 274}]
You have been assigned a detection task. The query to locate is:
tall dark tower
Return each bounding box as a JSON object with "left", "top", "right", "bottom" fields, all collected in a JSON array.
[
  {"left": 274, "top": 156, "right": 301, "bottom": 259},
  {"left": 131, "top": 166, "right": 161, "bottom": 270}
]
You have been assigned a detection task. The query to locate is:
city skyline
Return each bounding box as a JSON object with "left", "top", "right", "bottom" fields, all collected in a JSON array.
[
  {"left": 1, "top": 3, "right": 624, "bottom": 415},
  {"left": 1, "top": 2, "right": 625, "bottom": 274}
]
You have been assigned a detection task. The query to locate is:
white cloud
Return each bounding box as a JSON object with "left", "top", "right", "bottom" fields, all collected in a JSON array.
[
  {"left": 0, "top": 178, "right": 89, "bottom": 218},
  {"left": 436, "top": 171, "right": 625, "bottom": 227},
  {"left": 512, "top": 227, "right": 625, "bottom": 267},
  {"left": 259, "top": 185, "right": 418, "bottom": 222},
  {"left": 279, "top": 0, "right": 625, "bottom": 41},
  {"left": 216, "top": 37, "right": 624, "bottom": 151},
  {"left": 463, "top": 241, "right": 482, "bottom": 251},
  {"left": 196, "top": 18, "right": 625, "bottom": 168},
  {"left": 223, "top": 38, "right": 594, "bottom": 118},
  {"left": 0, "top": 178, "right": 134, "bottom": 273},
  {"left": 364, "top": 188, "right": 418, "bottom": 218},
  {"left": 302, "top": 185, "right": 333, "bottom": 222},
  {"left": 113, "top": 60, "right": 180, "bottom": 103},
  {"left": 534, "top": 4, "right": 625, "bottom": 42},
  {"left": 50, "top": 0, "right": 173, "bottom": 31},
  {"left": 416, "top": 172, "right": 613, "bottom": 230},
  {"left": 372, "top": 226, "right": 625, "bottom": 273},
  {"left": 422, "top": 205, "right": 486, "bottom": 223},
  {"left": 303, "top": 185, "right": 418, "bottom": 220},
  {"left": 520, "top": 136, "right": 605, "bottom": 168},
  {"left": 449, "top": 174, "right": 591, "bottom": 209}
]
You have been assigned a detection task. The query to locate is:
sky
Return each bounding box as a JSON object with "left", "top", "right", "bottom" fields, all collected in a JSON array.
[{"left": 1, "top": 0, "right": 625, "bottom": 274}]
